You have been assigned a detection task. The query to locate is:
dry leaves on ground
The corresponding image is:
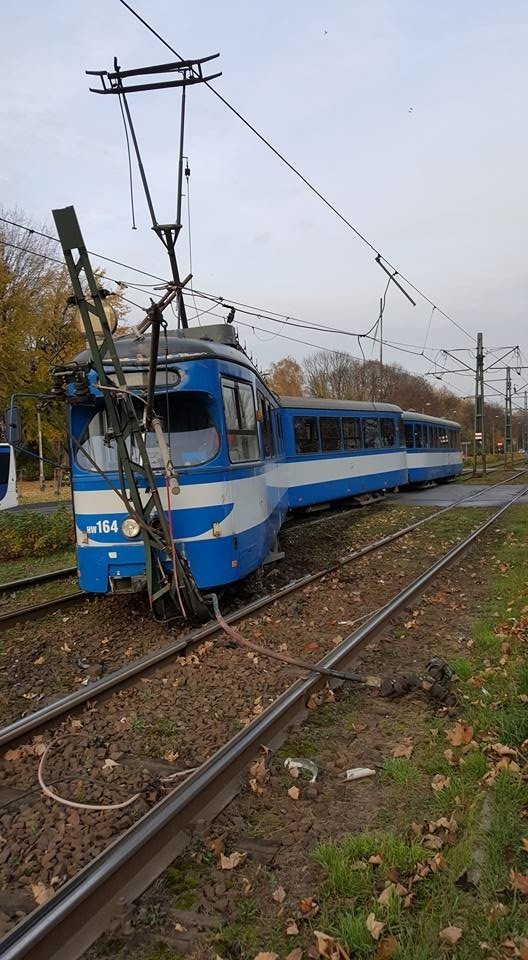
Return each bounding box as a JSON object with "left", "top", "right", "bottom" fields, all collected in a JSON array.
[
  {"left": 313, "top": 930, "right": 350, "bottom": 958},
  {"left": 431, "top": 773, "right": 451, "bottom": 792},
  {"left": 439, "top": 926, "right": 463, "bottom": 945},
  {"left": 31, "top": 882, "right": 54, "bottom": 906},
  {"left": 299, "top": 896, "right": 319, "bottom": 918},
  {"left": 510, "top": 870, "right": 528, "bottom": 895},
  {"left": 219, "top": 850, "right": 247, "bottom": 870},
  {"left": 375, "top": 937, "right": 398, "bottom": 959},
  {"left": 288, "top": 785, "right": 300, "bottom": 801},
  {"left": 366, "top": 913, "right": 385, "bottom": 941},
  {"left": 392, "top": 740, "right": 413, "bottom": 759},
  {"left": 446, "top": 722, "right": 473, "bottom": 747},
  {"left": 272, "top": 886, "right": 286, "bottom": 904}
]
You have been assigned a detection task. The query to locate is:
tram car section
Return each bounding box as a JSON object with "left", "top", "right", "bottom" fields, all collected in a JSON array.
[
  {"left": 68, "top": 327, "right": 288, "bottom": 595},
  {"left": 279, "top": 398, "right": 408, "bottom": 508},
  {"left": 402, "top": 411, "right": 463, "bottom": 484},
  {"left": 0, "top": 443, "right": 18, "bottom": 510}
]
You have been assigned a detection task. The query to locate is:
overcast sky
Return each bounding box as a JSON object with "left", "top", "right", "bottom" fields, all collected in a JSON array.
[{"left": 2, "top": 0, "right": 528, "bottom": 407}]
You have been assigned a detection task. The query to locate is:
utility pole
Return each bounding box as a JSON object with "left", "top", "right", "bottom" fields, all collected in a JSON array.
[
  {"left": 504, "top": 366, "right": 513, "bottom": 469},
  {"left": 379, "top": 296, "right": 383, "bottom": 399},
  {"left": 36, "top": 408, "right": 45, "bottom": 492},
  {"left": 523, "top": 390, "right": 528, "bottom": 453},
  {"left": 473, "top": 332, "right": 486, "bottom": 475}
]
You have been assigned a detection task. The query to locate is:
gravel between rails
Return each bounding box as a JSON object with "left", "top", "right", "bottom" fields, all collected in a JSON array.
[
  {"left": 0, "top": 506, "right": 490, "bottom": 937},
  {"left": 0, "top": 502, "right": 431, "bottom": 728}
]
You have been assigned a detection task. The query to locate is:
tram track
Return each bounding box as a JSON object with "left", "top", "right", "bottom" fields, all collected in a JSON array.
[
  {"left": 1, "top": 469, "right": 526, "bottom": 749},
  {"left": 0, "top": 480, "right": 526, "bottom": 960},
  {"left": 1, "top": 469, "right": 524, "bottom": 635}
]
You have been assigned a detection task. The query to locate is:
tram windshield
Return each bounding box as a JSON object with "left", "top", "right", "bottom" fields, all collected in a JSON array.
[{"left": 77, "top": 393, "right": 220, "bottom": 471}]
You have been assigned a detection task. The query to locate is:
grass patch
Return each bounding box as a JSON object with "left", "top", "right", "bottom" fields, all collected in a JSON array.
[
  {"left": 381, "top": 757, "right": 420, "bottom": 786},
  {"left": 0, "top": 507, "right": 74, "bottom": 560}
]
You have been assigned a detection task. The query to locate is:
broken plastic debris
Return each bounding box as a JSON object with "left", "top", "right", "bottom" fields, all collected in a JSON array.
[
  {"left": 284, "top": 757, "right": 318, "bottom": 783},
  {"left": 341, "top": 767, "right": 376, "bottom": 782}
]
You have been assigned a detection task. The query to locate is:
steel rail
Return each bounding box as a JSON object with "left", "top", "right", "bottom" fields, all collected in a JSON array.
[
  {"left": 1, "top": 483, "right": 526, "bottom": 960},
  {"left": 1, "top": 470, "right": 526, "bottom": 749},
  {"left": 0, "top": 592, "right": 86, "bottom": 631},
  {"left": 0, "top": 567, "right": 77, "bottom": 594}
]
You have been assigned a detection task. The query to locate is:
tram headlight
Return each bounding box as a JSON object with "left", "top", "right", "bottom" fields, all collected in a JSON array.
[{"left": 122, "top": 517, "right": 141, "bottom": 539}]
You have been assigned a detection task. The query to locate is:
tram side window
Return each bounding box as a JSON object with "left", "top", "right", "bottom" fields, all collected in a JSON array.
[
  {"left": 222, "top": 379, "right": 259, "bottom": 463},
  {"left": 294, "top": 416, "right": 319, "bottom": 454},
  {"left": 364, "top": 417, "right": 381, "bottom": 449},
  {"left": 320, "top": 417, "right": 342, "bottom": 452},
  {"left": 380, "top": 417, "right": 396, "bottom": 447},
  {"left": 414, "top": 424, "right": 424, "bottom": 448},
  {"left": 258, "top": 394, "right": 275, "bottom": 459},
  {"left": 404, "top": 423, "right": 414, "bottom": 448},
  {"left": 343, "top": 417, "right": 362, "bottom": 450},
  {"left": 0, "top": 448, "right": 9, "bottom": 487}
]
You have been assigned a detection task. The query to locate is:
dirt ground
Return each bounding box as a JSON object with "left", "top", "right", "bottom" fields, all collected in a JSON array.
[{"left": 0, "top": 504, "right": 491, "bottom": 941}]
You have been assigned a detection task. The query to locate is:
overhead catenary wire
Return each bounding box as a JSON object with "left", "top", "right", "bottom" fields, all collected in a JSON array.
[{"left": 115, "top": 0, "right": 476, "bottom": 344}]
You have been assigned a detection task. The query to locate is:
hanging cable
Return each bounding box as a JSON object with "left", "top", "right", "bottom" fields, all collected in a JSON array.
[
  {"left": 115, "top": 0, "right": 476, "bottom": 343},
  {"left": 117, "top": 90, "right": 137, "bottom": 230}
]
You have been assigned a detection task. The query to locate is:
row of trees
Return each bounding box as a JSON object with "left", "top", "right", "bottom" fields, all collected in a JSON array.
[
  {"left": 0, "top": 211, "right": 127, "bottom": 475},
  {"left": 265, "top": 352, "right": 525, "bottom": 451}
]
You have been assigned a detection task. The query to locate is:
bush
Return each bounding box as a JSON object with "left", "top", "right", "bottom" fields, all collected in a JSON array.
[{"left": 0, "top": 507, "right": 74, "bottom": 560}]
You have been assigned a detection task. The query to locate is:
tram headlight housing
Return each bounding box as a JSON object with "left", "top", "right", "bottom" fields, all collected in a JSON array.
[{"left": 122, "top": 517, "right": 141, "bottom": 539}]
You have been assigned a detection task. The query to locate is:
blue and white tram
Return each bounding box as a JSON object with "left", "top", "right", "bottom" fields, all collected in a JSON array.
[
  {"left": 280, "top": 399, "right": 408, "bottom": 507},
  {"left": 403, "top": 412, "right": 463, "bottom": 484},
  {"left": 0, "top": 443, "right": 18, "bottom": 510},
  {"left": 69, "top": 328, "right": 288, "bottom": 594}
]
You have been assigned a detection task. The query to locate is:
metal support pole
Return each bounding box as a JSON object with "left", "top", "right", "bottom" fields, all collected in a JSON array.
[
  {"left": 473, "top": 332, "right": 486, "bottom": 475},
  {"left": 523, "top": 390, "right": 528, "bottom": 453},
  {"left": 36, "top": 409, "right": 45, "bottom": 492},
  {"left": 505, "top": 366, "right": 513, "bottom": 469}
]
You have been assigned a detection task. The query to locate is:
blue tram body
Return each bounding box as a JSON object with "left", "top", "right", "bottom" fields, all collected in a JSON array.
[
  {"left": 69, "top": 328, "right": 288, "bottom": 594},
  {"left": 279, "top": 399, "right": 408, "bottom": 507},
  {"left": 403, "top": 412, "right": 463, "bottom": 484},
  {"left": 66, "top": 326, "right": 464, "bottom": 599},
  {"left": 0, "top": 444, "right": 17, "bottom": 510}
]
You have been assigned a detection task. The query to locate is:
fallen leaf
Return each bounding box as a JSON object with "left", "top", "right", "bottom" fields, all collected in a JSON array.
[
  {"left": 519, "top": 939, "right": 528, "bottom": 960},
  {"left": 31, "top": 882, "right": 53, "bottom": 906},
  {"left": 288, "top": 786, "right": 300, "bottom": 801},
  {"left": 219, "top": 851, "right": 247, "bottom": 870},
  {"left": 300, "top": 897, "right": 319, "bottom": 918},
  {"left": 102, "top": 757, "right": 119, "bottom": 771},
  {"left": 522, "top": 838, "right": 528, "bottom": 853},
  {"left": 286, "top": 920, "right": 299, "bottom": 936},
  {"left": 208, "top": 837, "right": 225, "bottom": 857},
  {"left": 376, "top": 936, "right": 398, "bottom": 959},
  {"left": 313, "top": 930, "right": 349, "bottom": 958},
  {"left": 431, "top": 774, "right": 451, "bottom": 793},
  {"left": 368, "top": 854, "right": 383, "bottom": 865},
  {"left": 491, "top": 742, "right": 517, "bottom": 757},
  {"left": 377, "top": 884, "right": 394, "bottom": 906},
  {"left": 253, "top": 953, "right": 278, "bottom": 960},
  {"left": 61, "top": 642, "right": 71, "bottom": 653},
  {"left": 272, "top": 886, "right": 286, "bottom": 904},
  {"left": 286, "top": 950, "right": 303, "bottom": 960},
  {"left": 33, "top": 655, "right": 45, "bottom": 666},
  {"left": 510, "top": 870, "right": 528, "bottom": 895},
  {"left": 163, "top": 751, "right": 179, "bottom": 763},
  {"left": 446, "top": 722, "right": 473, "bottom": 747},
  {"left": 366, "top": 913, "right": 385, "bottom": 941},
  {"left": 439, "top": 926, "right": 463, "bottom": 945},
  {"left": 392, "top": 741, "right": 413, "bottom": 759},
  {"left": 3, "top": 748, "right": 22, "bottom": 761}
]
